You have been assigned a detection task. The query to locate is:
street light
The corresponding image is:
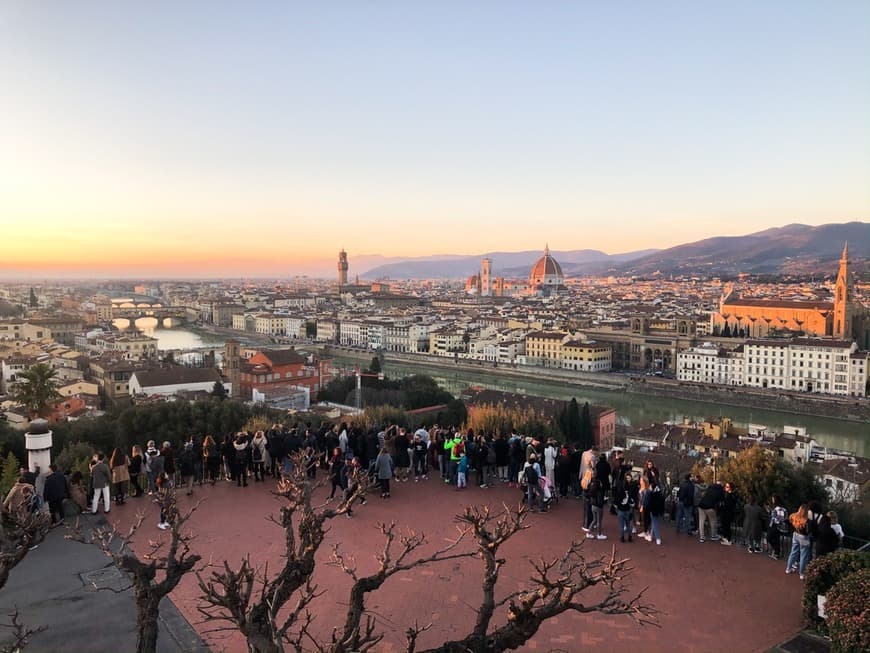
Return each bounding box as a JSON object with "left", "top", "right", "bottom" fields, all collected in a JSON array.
[{"left": 354, "top": 364, "right": 384, "bottom": 411}]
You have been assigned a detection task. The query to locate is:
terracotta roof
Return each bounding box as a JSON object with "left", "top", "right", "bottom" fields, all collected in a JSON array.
[
  {"left": 723, "top": 297, "right": 833, "bottom": 310},
  {"left": 132, "top": 367, "right": 221, "bottom": 388}
]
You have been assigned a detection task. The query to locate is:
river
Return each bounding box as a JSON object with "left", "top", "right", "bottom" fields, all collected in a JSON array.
[{"left": 331, "top": 356, "right": 868, "bottom": 457}]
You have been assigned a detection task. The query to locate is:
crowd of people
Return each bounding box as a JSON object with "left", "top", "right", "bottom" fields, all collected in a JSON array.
[{"left": 1, "top": 420, "right": 849, "bottom": 575}]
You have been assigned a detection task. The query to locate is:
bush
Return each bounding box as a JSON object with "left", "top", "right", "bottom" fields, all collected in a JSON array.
[
  {"left": 0, "top": 451, "right": 21, "bottom": 499},
  {"left": 362, "top": 405, "right": 411, "bottom": 430},
  {"left": 55, "top": 441, "right": 95, "bottom": 474},
  {"left": 803, "top": 550, "right": 870, "bottom": 626},
  {"left": 826, "top": 568, "right": 870, "bottom": 653}
]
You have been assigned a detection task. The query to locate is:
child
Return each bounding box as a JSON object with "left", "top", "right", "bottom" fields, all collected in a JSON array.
[{"left": 456, "top": 452, "right": 468, "bottom": 489}]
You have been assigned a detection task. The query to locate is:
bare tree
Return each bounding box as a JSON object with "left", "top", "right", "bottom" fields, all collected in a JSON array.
[
  {"left": 198, "top": 451, "right": 656, "bottom": 653},
  {"left": 0, "top": 513, "right": 48, "bottom": 652},
  {"left": 0, "top": 610, "right": 46, "bottom": 653},
  {"left": 67, "top": 488, "right": 201, "bottom": 653},
  {"left": 414, "top": 504, "right": 657, "bottom": 653},
  {"left": 0, "top": 514, "right": 47, "bottom": 591},
  {"left": 196, "top": 451, "right": 368, "bottom": 653}
]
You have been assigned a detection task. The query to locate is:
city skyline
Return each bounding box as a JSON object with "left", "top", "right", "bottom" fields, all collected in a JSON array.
[{"left": 2, "top": 2, "right": 869, "bottom": 278}]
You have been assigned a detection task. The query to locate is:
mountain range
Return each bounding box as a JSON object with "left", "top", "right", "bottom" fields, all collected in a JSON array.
[{"left": 360, "top": 222, "right": 869, "bottom": 279}]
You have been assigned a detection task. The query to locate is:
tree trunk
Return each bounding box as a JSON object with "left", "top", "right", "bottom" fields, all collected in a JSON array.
[
  {"left": 136, "top": 595, "right": 161, "bottom": 653},
  {"left": 246, "top": 629, "right": 283, "bottom": 653}
]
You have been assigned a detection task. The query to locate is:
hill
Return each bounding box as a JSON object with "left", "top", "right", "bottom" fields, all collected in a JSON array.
[{"left": 617, "top": 222, "right": 869, "bottom": 277}]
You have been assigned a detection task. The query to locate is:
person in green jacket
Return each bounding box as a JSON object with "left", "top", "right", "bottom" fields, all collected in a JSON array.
[{"left": 445, "top": 433, "right": 463, "bottom": 484}]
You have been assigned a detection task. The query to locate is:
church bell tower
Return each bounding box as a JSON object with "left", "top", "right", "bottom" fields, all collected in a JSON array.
[{"left": 833, "top": 242, "right": 852, "bottom": 339}]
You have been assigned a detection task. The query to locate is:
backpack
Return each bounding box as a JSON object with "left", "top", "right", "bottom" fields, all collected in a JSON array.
[
  {"left": 29, "top": 491, "right": 45, "bottom": 515},
  {"left": 524, "top": 464, "right": 539, "bottom": 486},
  {"left": 453, "top": 442, "right": 465, "bottom": 458}
]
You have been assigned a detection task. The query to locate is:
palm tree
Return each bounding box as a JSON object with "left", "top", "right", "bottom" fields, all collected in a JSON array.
[{"left": 14, "top": 363, "right": 60, "bottom": 418}]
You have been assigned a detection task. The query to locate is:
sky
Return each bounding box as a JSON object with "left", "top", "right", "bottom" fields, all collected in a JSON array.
[{"left": 1, "top": 1, "right": 869, "bottom": 278}]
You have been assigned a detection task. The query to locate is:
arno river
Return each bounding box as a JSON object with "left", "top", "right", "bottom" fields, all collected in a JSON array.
[
  {"left": 332, "top": 356, "right": 869, "bottom": 457},
  {"left": 110, "top": 322, "right": 868, "bottom": 457}
]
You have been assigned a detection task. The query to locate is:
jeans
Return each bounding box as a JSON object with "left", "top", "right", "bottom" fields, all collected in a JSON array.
[
  {"left": 527, "top": 484, "right": 543, "bottom": 511},
  {"left": 786, "top": 533, "right": 812, "bottom": 575},
  {"left": 698, "top": 507, "right": 718, "bottom": 539},
  {"left": 675, "top": 503, "right": 693, "bottom": 534},
  {"left": 583, "top": 496, "right": 593, "bottom": 528},
  {"left": 649, "top": 514, "right": 662, "bottom": 542},
  {"left": 91, "top": 486, "right": 110, "bottom": 513},
  {"left": 617, "top": 510, "right": 632, "bottom": 539},
  {"left": 591, "top": 505, "right": 602, "bottom": 535},
  {"left": 414, "top": 453, "right": 428, "bottom": 477}
]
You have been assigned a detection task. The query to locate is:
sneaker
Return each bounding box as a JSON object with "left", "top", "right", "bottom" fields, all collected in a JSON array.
[
  {"left": 414, "top": 478, "right": 419, "bottom": 483},
  {"left": 586, "top": 533, "right": 595, "bottom": 539},
  {"left": 711, "top": 535, "right": 721, "bottom": 541},
  {"left": 799, "top": 574, "right": 805, "bottom": 581},
  {"left": 597, "top": 534, "right": 607, "bottom": 540},
  {"left": 422, "top": 475, "right": 428, "bottom": 480},
  {"left": 346, "top": 512, "right": 353, "bottom": 519},
  {"left": 720, "top": 538, "right": 731, "bottom": 546},
  {"left": 699, "top": 538, "right": 706, "bottom": 543},
  {"left": 656, "top": 539, "right": 662, "bottom": 545},
  {"left": 157, "top": 523, "right": 168, "bottom": 530},
  {"left": 582, "top": 527, "right": 590, "bottom": 533},
  {"left": 768, "top": 553, "right": 779, "bottom": 560}
]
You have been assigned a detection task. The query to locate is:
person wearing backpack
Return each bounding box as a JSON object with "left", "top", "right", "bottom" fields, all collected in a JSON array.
[
  {"left": 643, "top": 479, "right": 666, "bottom": 545},
  {"left": 766, "top": 495, "right": 789, "bottom": 559},
  {"left": 524, "top": 454, "right": 543, "bottom": 512},
  {"left": 676, "top": 474, "right": 695, "bottom": 535}
]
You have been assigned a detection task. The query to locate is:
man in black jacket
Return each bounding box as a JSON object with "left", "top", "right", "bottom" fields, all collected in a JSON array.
[
  {"left": 698, "top": 482, "right": 724, "bottom": 543},
  {"left": 43, "top": 464, "right": 67, "bottom": 526},
  {"left": 676, "top": 474, "right": 695, "bottom": 535}
]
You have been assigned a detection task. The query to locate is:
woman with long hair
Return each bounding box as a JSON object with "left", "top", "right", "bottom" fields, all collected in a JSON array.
[
  {"left": 637, "top": 476, "right": 652, "bottom": 541},
  {"left": 129, "top": 445, "right": 144, "bottom": 498},
  {"left": 109, "top": 447, "right": 130, "bottom": 505},
  {"left": 785, "top": 504, "right": 812, "bottom": 580},
  {"left": 203, "top": 435, "right": 219, "bottom": 485}
]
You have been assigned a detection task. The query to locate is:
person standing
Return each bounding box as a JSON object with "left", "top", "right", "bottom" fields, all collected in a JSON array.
[
  {"left": 145, "top": 441, "right": 162, "bottom": 494},
  {"left": 613, "top": 471, "right": 637, "bottom": 543},
  {"left": 587, "top": 469, "right": 607, "bottom": 540},
  {"left": 457, "top": 451, "right": 468, "bottom": 490},
  {"left": 328, "top": 448, "right": 346, "bottom": 500},
  {"left": 412, "top": 433, "right": 428, "bottom": 481},
  {"left": 786, "top": 504, "right": 812, "bottom": 580},
  {"left": 675, "top": 474, "right": 695, "bottom": 535},
  {"left": 203, "top": 435, "right": 219, "bottom": 485},
  {"left": 43, "top": 464, "right": 67, "bottom": 526},
  {"left": 109, "top": 448, "right": 130, "bottom": 505},
  {"left": 543, "top": 440, "right": 557, "bottom": 491},
  {"left": 90, "top": 453, "right": 111, "bottom": 515},
  {"left": 178, "top": 441, "right": 196, "bottom": 495},
  {"left": 579, "top": 445, "right": 598, "bottom": 531},
  {"left": 233, "top": 433, "right": 249, "bottom": 487},
  {"left": 250, "top": 430, "right": 268, "bottom": 482},
  {"left": 523, "top": 454, "right": 543, "bottom": 512},
  {"left": 494, "top": 433, "right": 509, "bottom": 483},
  {"left": 698, "top": 482, "right": 724, "bottom": 543},
  {"left": 766, "top": 495, "right": 789, "bottom": 560},
  {"left": 743, "top": 494, "right": 764, "bottom": 553},
  {"left": 128, "top": 445, "right": 144, "bottom": 498},
  {"left": 644, "top": 479, "right": 665, "bottom": 545},
  {"left": 719, "top": 482, "right": 738, "bottom": 546},
  {"left": 374, "top": 448, "right": 393, "bottom": 498}
]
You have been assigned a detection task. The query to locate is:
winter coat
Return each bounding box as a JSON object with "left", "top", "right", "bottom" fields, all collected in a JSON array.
[
  {"left": 374, "top": 453, "right": 393, "bottom": 480},
  {"left": 91, "top": 462, "right": 111, "bottom": 490}
]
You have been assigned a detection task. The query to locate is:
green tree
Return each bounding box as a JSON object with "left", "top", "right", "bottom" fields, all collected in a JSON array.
[
  {"left": 558, "top": 398, "right": 581, "bottom": 443},
  {"left": 0, "top": 451, "right": 21, "bottom": 499},
  {"left": 28, "top": 288, "right": 38, "bottom": 308},
  {"left": 368, "top": 356, "right": 382, "bottom": 375},
  {"left": 13, "top": 363, "right": 60, "bottom": 417},
  {"left": 578, "top": 401, "right": 594, "bottom": 450},
  {"left": 211, "top": 381, "right": 228, "bottom": 400}
]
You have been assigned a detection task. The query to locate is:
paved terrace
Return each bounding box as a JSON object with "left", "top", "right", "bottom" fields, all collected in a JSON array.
[{"left": 110, "top": 477, "right": 803, "bottom": 653}]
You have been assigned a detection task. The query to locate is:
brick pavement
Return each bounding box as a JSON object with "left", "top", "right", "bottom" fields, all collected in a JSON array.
[{"left": 111, "top": 476, "right": 803, "bottom": 653}]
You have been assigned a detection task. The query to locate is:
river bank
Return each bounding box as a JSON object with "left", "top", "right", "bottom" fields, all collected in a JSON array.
[{"left": 323, "top": 345, "right": 869, "bottom": 424}]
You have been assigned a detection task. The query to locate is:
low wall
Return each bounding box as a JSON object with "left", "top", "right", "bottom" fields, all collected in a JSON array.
[{"left": 628, "top": 377, "right": 870, "bottom": 422}]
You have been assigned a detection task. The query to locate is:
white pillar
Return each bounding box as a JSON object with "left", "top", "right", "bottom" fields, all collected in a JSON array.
[{"left": 25, "top": 418, "right": 52, "bottom": 476}]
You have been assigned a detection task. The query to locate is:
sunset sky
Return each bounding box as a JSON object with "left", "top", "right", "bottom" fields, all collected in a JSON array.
[{"left": 1, "top": 2, "right": 868, "bottom": 278}]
